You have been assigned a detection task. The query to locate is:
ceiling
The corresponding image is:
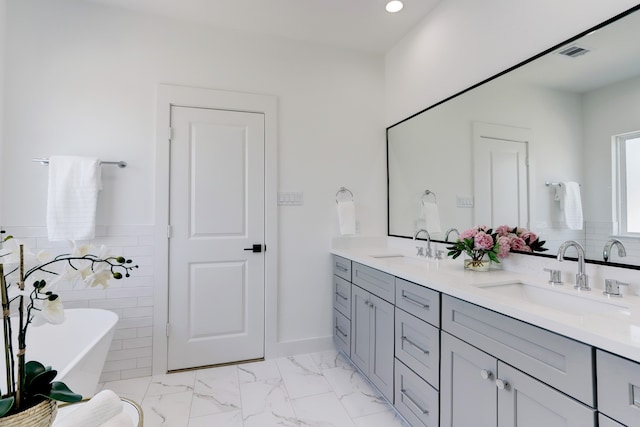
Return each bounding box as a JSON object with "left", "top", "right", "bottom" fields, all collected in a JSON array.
[{"left": 82, "top": 0, "right": 441, "bottom": 54}]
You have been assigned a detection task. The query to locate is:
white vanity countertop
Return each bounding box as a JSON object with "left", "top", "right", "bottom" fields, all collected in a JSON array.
[{"left": 331, "top": 246, "right": 640, "bottom": 363}]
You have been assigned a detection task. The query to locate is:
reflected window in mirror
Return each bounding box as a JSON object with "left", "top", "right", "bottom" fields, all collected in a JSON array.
[{"left": 614, "top": 131, "right": 640, "bottom": 235}]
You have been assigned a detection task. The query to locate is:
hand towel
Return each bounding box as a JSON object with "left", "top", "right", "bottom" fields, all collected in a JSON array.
[
  {"left": 47, "top": 156, "right": 102, "bottom": 241},
  {"left": 337, "top": 200, "right": 356, "bottom": 235},
  {"left": 557, "top": 181, "right": 583, "bottom": 230},
  {"left": 97, "top": 411, "right": 134, "bottom": 427},
  {"left": 53, "top": 390, "right": 124, "bottom": 427},
  {"left": 420, "top": 201, "right": 442, "bottom": 233}
]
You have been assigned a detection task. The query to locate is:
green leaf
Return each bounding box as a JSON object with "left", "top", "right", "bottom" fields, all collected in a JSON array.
[
  {"left": 39, "top": 382, "right": 82, "bottom": 403},
  {"left": 27, "top": 369, "right": 58, "bottom": 396},
  {"left": 0, "top": 397, "right": 15, "bottom": 417},
  {"left": 25, "top": 361, "right": 47, "bottom": 388}
]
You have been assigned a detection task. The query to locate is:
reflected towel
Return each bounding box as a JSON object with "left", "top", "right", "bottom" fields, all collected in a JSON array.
[
  {"left": 421, "top": 201, "right": 442, "bottom": 233},
  {"left": 47, "top": 156, "right": 102, "bottom": 241},
  {"left": 337, "top": 200, "right": 356, "bottom": 235},
  {"left": 557, "top": 182, "right": 583, "bottom": 230},
  {"left": 54, "top": 390, "right": 124, "bottom": 427}
]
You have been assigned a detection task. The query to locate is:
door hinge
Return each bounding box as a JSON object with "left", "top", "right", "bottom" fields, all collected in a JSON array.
[
  {"left": 167, "top": 225, "right": 172, "bottom": 239},
  {"left": 168, "top": 127, "right": 174, "bottom": 142},
  {"left": 166, "top": 323, "right": 170, "bottom": 337}
]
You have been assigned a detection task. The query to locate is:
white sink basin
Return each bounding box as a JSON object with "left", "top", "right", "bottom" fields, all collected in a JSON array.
[
  {"left": 369, "top": 254, "right": 436, "bottom": 267},
  {"left": 477, "top": 281, "right": 631, "bottom": 319}
]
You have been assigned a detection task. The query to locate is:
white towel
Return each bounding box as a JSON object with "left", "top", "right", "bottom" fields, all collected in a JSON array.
[
  {"left": 337, "top": 200, "right": 356, "bottom": 235},
  {"left": 53, "top": 390, "right": 124, "bottom": 427},
  {"left": 47, "top": 156, "right": 102, "bottom": 241},
  {"left": 98, "top": 411, "right": 134, "bottom": 427},
  {"left": 420, "top": 201, "right": 442, "bottom": 233},
  {"left": 556, "top": 181, "right": 583, "bottom": 230}
]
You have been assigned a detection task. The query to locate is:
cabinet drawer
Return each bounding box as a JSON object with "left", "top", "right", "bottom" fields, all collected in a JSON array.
[
  {"left": 597, "top": 350, "right": 640, "bottom": 427},
  {"left": 395, "top": 359, "right": 439, "bottom": 427},
  {"left": 333, "top": 255, "right": 352, "bottom": 281},
  {"left": 442, "top": 295, "right": 594, "bottom": 406},
  {"left": 333, "top": 309, "right": 351, "bottom": 356},
  {"left": 599, "top": 414, "right": 625, "bottom": 427},
  {"left": 333, "top": 276, "right": 351, "bottom": 318},
  {"left": 395, "top": 308, "right": 439, "bottom": 389},
  {"left": 352, "top": 262, "right": 395, "bottom": 303},
  {"left": 395, "top": 278, "right": 439, "bottom": 327}
]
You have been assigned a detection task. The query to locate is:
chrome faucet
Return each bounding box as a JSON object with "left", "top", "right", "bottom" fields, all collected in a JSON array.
[
  {"left": 557, "top": 240, "right": 590, "bottom": 291},
  {"left": 603, "top": 239, "right": 626, "bottom": 263},
  {"left": 444, "top": 228, "right": 460, "bottom": 242},
  {"left": 413, "top": 229, "right": 432, "bottom": 258}
]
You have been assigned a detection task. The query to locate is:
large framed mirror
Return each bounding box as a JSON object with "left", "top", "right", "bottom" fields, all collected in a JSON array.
[{"left": 387, "top": 4, "right": 640, "bottom": 268}]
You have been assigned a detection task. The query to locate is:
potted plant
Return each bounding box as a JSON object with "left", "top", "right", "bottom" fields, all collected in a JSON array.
[
  {"left": 0, "top": 231, "right": 137, "bottom": 426},
  {"left": 447, "top": 225, "right": 546, "bottom": 271}
]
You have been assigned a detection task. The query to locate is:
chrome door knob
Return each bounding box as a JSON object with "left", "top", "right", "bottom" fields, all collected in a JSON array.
[
  {"left": 495, "top": 379, "right": 508, "bottom": 390},
  {"left": 480, "top": 369, "right": 492, "bottom": 380}
]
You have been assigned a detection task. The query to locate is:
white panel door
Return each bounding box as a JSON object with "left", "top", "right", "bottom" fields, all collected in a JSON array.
[
  {"left": 168, "top": 106, "right": 265, "bottom": 371},
  {"left": 473, "top": 122, "right": 530, "bottom": 229}
]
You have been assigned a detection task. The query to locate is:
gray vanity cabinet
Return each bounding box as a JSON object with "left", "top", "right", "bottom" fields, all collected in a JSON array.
[
  {"left": 441, "top": 332, "right": 596, "bottom": 427},
  {"left": 332, "top": 256, "right": 352, "bottom": 356},
  {"left": 440, "top": 332, "right": 497, "bottom": 427},
  {"left": 351, "top": 284, "right": 395, "bottom": 402},
  {"left": 596, "top": 350, "right": 640, "bottom": 427}
]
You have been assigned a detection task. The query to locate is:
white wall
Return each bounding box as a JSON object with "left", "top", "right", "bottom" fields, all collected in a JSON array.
[
  {"left": 0, "top": 0, "right": 5, "bottom": 223},
  {"left": 1, "top": 0, "right": 386, "bottom": 377},
  {"left": 385, "top": 0, "right": 640, "bottom": 126}
]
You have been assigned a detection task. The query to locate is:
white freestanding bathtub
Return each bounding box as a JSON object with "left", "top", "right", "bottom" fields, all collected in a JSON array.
[{"left": 24, "top": 308, "right": 119, "bottom": 398}]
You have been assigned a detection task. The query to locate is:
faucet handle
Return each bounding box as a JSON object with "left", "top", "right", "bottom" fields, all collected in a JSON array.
[
  {"left": 434, "top": 249, "right": 445, "bottom": 260},
  {"left": 603, "top": 279, "right": 629, "bottom": 297},
  {"left": 543, "top": 268, "right": 563, "bottom": 285},
  {"left": 415, "top": 246, "right": 425, "bottom": 257}
]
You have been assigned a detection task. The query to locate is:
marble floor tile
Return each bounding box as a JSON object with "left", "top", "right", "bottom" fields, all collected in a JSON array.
[
  {"left": 323, "top": 366, "right": 389, "bottom": 418},
  {"left": 311, "top": 350, "right": 354, "bottom": 371},
  {"left": 101, "top": 376, "right": 151, "bottom": 403},
  {"left": 291, "top": 391, "right": 357, "bottom": 427},
  {"left": 240, "top": 378, "right": 299, "bottom": 427},
  {"left": 237, "top": 359, "right": 282, "bottom": 384},
  {"left": 141, "top": 390, "right": 193, "bottom": 427},
  {"left": 188, "top": 410, "right": 244, "bottom": 427},
  {"left": 146, "top": 371, "right": 196, "bottom": 397},
  {"left": 111, "top": 351, "right": 409, "bottom": 427},
  {"left": 353, "top": 407, "right": 411, "bottom": 427},
  {"left": 277, "top": 354, "right": 333, "bottom": 399},
  {"left": 190, "top": 365, "right": 241, "bottom": 417}
]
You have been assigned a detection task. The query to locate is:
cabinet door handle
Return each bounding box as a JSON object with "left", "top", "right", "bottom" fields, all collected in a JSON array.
[
  {"left": 335, "top": 291, "right": 348, "bottom": 300},
  {"left": 480, "top": 369, "right": 492, "bottom": 380},
  {"left": 495, "top": 379, "right": 508, "bottom": 390},
  {"left": 334, "top": 326, "right": 348, "bottom": 337},
  {"left": 336, "top": 264, "right": 348, "bottom": 272},
  {"left": 401, "top": 293, "right": 429, "bottom": 309},
  {"left": 400, "top": 388, "right": 429, "bottom": 415},
  {"left": 401, "top": 336, "right": 429, "bottom": 355}
]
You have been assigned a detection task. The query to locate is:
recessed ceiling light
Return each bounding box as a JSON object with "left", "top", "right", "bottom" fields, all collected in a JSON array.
[{"left": 386, "top": 0, "right": 404, "bottom": 13}]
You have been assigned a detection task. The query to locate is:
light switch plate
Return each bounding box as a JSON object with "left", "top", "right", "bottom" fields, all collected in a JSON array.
[
  {"left": 278, "top": 192, "right": 304, "bottom": 206},
  {"left": 457, "top": 195, "right": 474, "bottom": 208}
]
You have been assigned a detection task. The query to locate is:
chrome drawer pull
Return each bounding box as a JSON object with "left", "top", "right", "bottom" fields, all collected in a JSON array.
[
  {"left": 336, "top": 264, "right": 348, "bottom": 273},
  {"left": 335, "top": 291, "right": 348, "bottom": 300},
  {"left": 402, "top": 293, "right": 429, "bottom": 309},
  {"left": 402, "top": 336, "right": 429, "bottom": 355},
  {"left": 334, "top": 326, "right": 348, "bottom": 337},
  {"left": 400, "top": 388, "right": 429, "bottom": 415}
]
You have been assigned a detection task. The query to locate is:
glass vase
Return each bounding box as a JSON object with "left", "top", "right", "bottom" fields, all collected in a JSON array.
[{"left": 464, "top": 256, "right": 490, "bottom": 272}]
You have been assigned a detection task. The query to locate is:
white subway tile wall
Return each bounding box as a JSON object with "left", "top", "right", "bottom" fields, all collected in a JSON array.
[{"left": 3, "top": 225, "right": 155, "bottom": 383}]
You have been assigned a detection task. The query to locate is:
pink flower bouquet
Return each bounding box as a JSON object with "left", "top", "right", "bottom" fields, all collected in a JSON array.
[{"left": 447, "top": 225, "right": 547, "bottom": 266}]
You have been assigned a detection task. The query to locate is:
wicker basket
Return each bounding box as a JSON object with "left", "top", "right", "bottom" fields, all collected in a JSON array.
[{"left": 0, "top": 400, "right": 57, "bottom": 427}]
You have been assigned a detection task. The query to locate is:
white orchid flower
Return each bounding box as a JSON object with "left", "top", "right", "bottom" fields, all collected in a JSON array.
[
  {"left": 31, "top": 295, "right": 65, "bottom": 326},
  {"left": 87, "top": 270, "right": 112, "bottom": 289},
  {"left": 71, "top": 241, "right": 94, "bottom": 257}
]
